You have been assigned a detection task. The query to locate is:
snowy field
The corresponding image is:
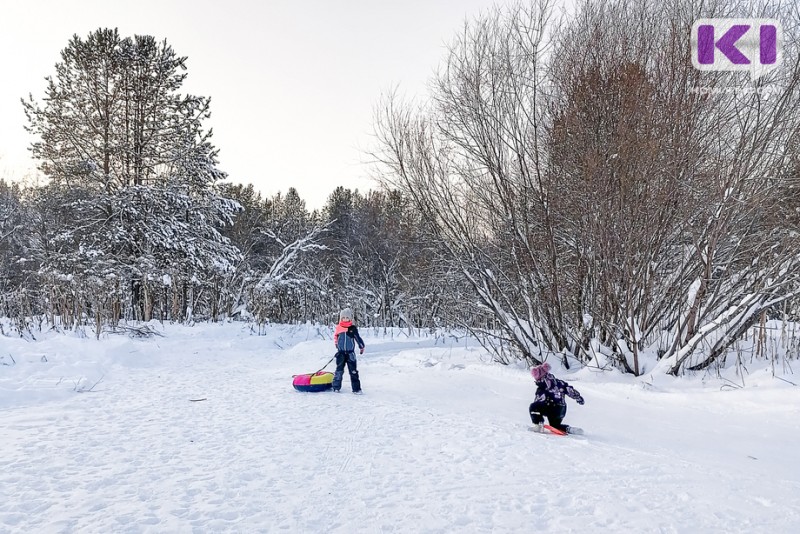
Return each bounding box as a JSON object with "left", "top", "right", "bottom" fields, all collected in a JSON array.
[{"left": 1, "top": 322, "right": 799, "bottom": 533}]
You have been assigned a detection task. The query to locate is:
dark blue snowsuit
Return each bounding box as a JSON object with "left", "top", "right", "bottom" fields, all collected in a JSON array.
[
  {"left": 332, "top": 321, "right": 365, "bottom": 392},
  {"left": 529, "top": 373, "right": 584, "bottom": 432}
]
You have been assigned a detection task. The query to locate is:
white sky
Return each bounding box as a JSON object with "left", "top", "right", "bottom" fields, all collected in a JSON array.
[{"left": 0, "top": 0, "right": 504, "bottom": 209}]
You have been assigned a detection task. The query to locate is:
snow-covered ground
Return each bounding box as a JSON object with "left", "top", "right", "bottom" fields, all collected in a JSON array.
[{"left": 1, "top": 322, "right": 799, "bottom": 533}]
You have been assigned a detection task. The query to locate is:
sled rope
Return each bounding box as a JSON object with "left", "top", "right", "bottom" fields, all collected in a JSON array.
[
  {"left": 315, "top": 356, "right": 335, "bottom": 375},
  {"left": 291, "top": 356, "right": 335, "bottom": 379}
]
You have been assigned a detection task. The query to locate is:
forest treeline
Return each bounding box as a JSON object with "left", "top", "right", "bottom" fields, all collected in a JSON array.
[{"left": 2, "top": 0, "right": 800, "bottom": 375}]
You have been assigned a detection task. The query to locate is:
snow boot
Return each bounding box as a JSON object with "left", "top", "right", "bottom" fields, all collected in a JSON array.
[
  {"left": 566, "top": 426, "right": 583, "bottom": 435},
  {"left": 529, "top": 423, "right": 544, "bottom": 433}
]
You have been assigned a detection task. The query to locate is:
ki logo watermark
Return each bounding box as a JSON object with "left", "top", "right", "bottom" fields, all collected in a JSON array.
[{"left": 691, "top": 18, "right": 782, "bottom": 79}]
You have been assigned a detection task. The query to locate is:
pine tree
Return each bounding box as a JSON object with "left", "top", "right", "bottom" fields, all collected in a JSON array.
[{"left": 22, "top": 28, "right": 241, "bottom": 325}]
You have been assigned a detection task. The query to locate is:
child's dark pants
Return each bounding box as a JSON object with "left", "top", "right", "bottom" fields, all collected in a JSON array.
[
  {"left": 332, "top": 350, "right": 361, "bottom": 392},
  {"left": 529, "top": 401, "right": 567, "bottom": 431}
]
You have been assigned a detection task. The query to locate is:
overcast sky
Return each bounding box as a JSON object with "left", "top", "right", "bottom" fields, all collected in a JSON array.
[{"left": 0, "top": 0, "right": 509, "bottom": 209}]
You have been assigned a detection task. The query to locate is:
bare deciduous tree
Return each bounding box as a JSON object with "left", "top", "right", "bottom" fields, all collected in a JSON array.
[
  {"left": 375, "top": 1, "right": 566, "bottom": 366},
  {"left": 374, "top": 0, "right": 800, "bottom": 374}
]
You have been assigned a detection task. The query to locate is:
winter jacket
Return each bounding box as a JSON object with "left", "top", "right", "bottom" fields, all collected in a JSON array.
[
  {"left": 333, "top": 320, "right": 365, "bottom": 354},
  {"left": 534, "top": 373, "right": 584, "bottom": 407}
]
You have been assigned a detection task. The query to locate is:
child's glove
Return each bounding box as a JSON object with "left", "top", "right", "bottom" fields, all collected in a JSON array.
[
  {"left": 577, "top": 398, "right": 585, "bottom": 405},
  {"left": 360, "top": 347, "right": 364, "bottom": 354}
]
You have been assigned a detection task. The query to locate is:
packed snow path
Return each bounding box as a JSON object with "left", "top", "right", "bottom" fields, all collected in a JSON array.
[{"left": 1, "top": 323, "right": 799, "bottom": 533}]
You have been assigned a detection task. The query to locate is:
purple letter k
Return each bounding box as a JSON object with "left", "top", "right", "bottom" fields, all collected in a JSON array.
[{"left": 698, "top": 24, "right": 751, "bottom": 65}]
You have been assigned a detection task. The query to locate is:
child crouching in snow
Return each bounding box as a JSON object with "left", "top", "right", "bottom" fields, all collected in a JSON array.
[{"left": 529, "top": 362, "right": 584, "bottom": 435}]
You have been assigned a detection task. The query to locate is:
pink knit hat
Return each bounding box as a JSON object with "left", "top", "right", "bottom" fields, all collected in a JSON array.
[{"left": 530, "top": 362, "right": 551, "bottom": 381}]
